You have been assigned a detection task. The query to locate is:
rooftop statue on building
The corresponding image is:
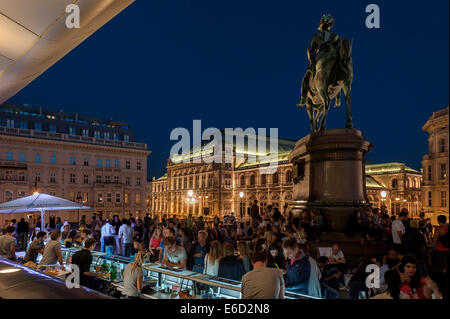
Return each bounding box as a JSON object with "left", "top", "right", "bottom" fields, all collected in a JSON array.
[{"left": 298, "top": 14, "right": 354, "bottom": 133}]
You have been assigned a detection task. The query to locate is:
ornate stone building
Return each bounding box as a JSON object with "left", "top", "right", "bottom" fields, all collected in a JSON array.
[
  {"left": 365, "top": 163, "right": 422, "bottom": 216},
  {"left": 0, "top": 103, "right": 150, "bottom": 225},
  {"left": 149, "top": 134, "right": 417, "bottom": 219},
  {"left": 421, "top": 106, "right": 449, "bottom": 223}
]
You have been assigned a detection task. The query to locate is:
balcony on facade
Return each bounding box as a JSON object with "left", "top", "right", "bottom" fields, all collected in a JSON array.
[{"left": 0, "top": 126, "right": 147, "bottom": 150}]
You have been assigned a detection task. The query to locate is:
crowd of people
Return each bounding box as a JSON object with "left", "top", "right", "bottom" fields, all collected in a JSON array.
[{"left": 0, "top": 200, "right": 448, "bottom": 300}]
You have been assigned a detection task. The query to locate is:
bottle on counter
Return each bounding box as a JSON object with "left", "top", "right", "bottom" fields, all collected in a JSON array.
[{"left": 110, "top": 264, "right": 116, "bottom": 281}]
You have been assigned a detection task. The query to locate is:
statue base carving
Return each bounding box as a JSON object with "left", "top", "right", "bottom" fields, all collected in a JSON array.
[{"left": 288, "top": 128, "right": 373, "bottom": 232}]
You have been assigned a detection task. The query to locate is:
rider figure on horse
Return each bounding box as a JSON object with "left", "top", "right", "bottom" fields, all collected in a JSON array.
[{"left": 299, "top": 14, "right": 340, "bottom": 106}]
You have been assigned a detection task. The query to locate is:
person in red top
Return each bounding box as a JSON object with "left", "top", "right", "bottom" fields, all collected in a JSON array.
[
  {"left": 432, "top": 215, "right": 449, "bottom": 273},
  {"left": 385, "top": 256, "right": 442, "bottom": 299},
  {"left": 148, "top": 227, "right": 163, "bottom": 261}
]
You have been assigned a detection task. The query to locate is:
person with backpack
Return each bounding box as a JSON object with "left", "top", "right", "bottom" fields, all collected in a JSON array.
[{"left": 432, "top": 215, "right": 449, "bottom": 273}]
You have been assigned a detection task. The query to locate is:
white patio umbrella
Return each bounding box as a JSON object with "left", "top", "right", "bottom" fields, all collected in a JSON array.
[{"left": 0, "top": 192, "right": 90, "bottom": 231}]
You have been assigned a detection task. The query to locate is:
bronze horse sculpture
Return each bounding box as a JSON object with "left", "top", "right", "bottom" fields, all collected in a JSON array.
[{"left": 298, "top": 14, "right": 354, "bottom": 133}]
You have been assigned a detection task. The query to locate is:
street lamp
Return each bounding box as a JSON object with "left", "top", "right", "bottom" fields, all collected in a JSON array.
[{"left": 239, "top": 191, "right": 244, "bottom": 219}]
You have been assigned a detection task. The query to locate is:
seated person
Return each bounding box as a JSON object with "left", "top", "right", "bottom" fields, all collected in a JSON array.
[
  {"left": 23, "top": 231, "right": 46, "bottom": 264},
  {"left": 317, "top": 256, "right": 340, "bottom": 298},
  {"left": 162, "top": 236, "right": 187, "bottom": 269},
  {"left": 327, "top": 243, "right": 346, "bottom": 286},
  {"left": 218, "top": 243, "right": 246, "bottom": 281},
  {"left": 70, "top": 238, "right": 102, "bottom": 288},
  {"left": 282, "top": 239, "right": 311, "bottom": 295},
  {"left": 385, "top": 248, "right": 401, "bottom": 269}
]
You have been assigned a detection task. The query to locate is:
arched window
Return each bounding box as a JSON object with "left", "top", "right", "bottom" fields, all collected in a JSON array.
[
  {"left": 250, "top": 174, "right": 255, "bottom": 185},
  {"left": 272, "top": 172, "right": 278, "bottom": 184},
  {"left": 392, "top": 179, "right": 398, "bottom": 188},
  {"left": 286, "top": 170, "right": 292, "bottom": 183},
  {"left": 240, "top": 175, "right": 246, "bottom": 187},
  {"left": 261, "top": 174, "right": 266, "bottom": 185}
]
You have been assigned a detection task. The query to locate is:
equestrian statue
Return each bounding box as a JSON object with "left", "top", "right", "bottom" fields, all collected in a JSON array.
[{"left": 298, "top": 14, "right": 354, "bottom": 133}]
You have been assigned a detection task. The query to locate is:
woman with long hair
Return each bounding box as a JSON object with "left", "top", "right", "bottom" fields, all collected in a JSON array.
[
  {"left": 149, "top": 227, "right": 162, "bottom": 261},
  {"left": 237, "top": 241, "right": 251, "bottom": 273},
  {"left": 385, "top": 256, "right": 442, "bottom": 299},
  {"left": 122, "top": 251, "right": 148, "bottom": 298},
  {"left": 204, "top": 240, "right": 223, "bottom": 276}
]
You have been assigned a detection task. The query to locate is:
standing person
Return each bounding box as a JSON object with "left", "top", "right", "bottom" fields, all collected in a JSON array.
[
  {"left": 119, "top": 219, "right": 135, "bottom": 257},
  {"left": 9, "top": 219, "right": 18, "bottom": 241},
  {"left": 237, "top": 241, "right": 252, "bottom": 273},
  {"left": 134, "top": 219, "right": 144, "bottom": 241},
  {"left": 204, "top": 241, "right": 223, "bottom": 276},
  {"left": 187, "top": 230, "right": 210, "bottom": 273},
  {"left": 23, "top": 231, "right": 46, "bottom": 264},
  {"left": 101, "top": 219, "right": 116, "bottom": 255},
  {"left": 111, "top": 215, "right": 122, "bottom": 255},
  {"left": 250, "top": 200, "right": 260, "bottom": 226},
  {"left": 60, "top": 221, "right": 71, "bottom": 243},
  {"left": 241, "top": 251, "right": 285, "bottom": 299},
  {"left": 40, "top": 231, "right": 64, "bottom": 269},
  {"left": 402, "top": 219, "right": 427, "bottom": 265},
  {"left": 178, "top": 228, "right": 192, "bottom": 257},
  {"left": 17, "top": 218, "right": 29, "bottom": 251},
  {"left": 0, "top": 226, "right": 17, "bottom": 261},
  {"left": 122, "top": 251, "right": 148, "bottom": 299},
  {"left": 282, "top": 239, "right": 311, "bottom": 295},
  {"left": 55, "top": 218, "right": 63, "bottom": 232},
  {"left": 218, "top": 243, "right": 246, "bottom": 281},
  {"left": 432, "top": 215, "right": 449, "bottom": 273},
  {"left": 70, "top": 238, "right": 102, "bottom": 288},
  {"left": 391, "top": 211, "right": 407, "bottom": 253}
]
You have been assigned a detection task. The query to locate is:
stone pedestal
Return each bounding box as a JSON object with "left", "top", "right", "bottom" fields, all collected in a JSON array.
[{"left": 288, "top": 128, "right": 373, "bottom": 231}]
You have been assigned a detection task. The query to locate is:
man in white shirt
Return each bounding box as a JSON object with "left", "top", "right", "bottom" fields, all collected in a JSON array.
[
  {"left": 118, "top": 219, "right": 135, "bottom": 257},
  {"left": 101, "top": 219, "right": 116, "bottom": 255},
  {"left": 391, "top": 211, "right": 407, "bottom": 253}
]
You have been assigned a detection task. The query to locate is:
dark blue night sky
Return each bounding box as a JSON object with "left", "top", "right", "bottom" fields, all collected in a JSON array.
[{"left": 8, "top": 0, "right": 449, "bottom": 179}]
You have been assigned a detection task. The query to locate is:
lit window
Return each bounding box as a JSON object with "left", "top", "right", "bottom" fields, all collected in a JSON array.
[
  {"left": 94, "top": 131, "right": 100, "bottom": 138},
  {"left": 113, "top": 133, "right": 118, "bottom": 140},
  {"left": 104, "top": 132, "right": 110, "bottom": 140},
  {"left": 6, "top": 152, "right": 13, "bottom": 161},
  {"left": 124, "top": 135, "right": 129, "bottom": 142},
  {"left": 69, "top": 127, "right": 76, "bottom": 135},
  {"left": 82, "top": 129, "right": 89, "bottom": 137},
  {"left": 97, "top": 193, "right": 103, "bottom": 203}
]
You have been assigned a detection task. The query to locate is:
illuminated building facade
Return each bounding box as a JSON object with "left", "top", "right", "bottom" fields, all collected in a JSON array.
[
  {"left": 0, "top": 103, "right": 150, "bottom": 225},
  {"left": 421, "top": 106, "right": 449, "bottom": 223},
  {"left": 150, "top": 134, "right": 411, "bottom": 219},
  {"left": 365, "top": 163, "right": 422, "bottom": 216}
]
